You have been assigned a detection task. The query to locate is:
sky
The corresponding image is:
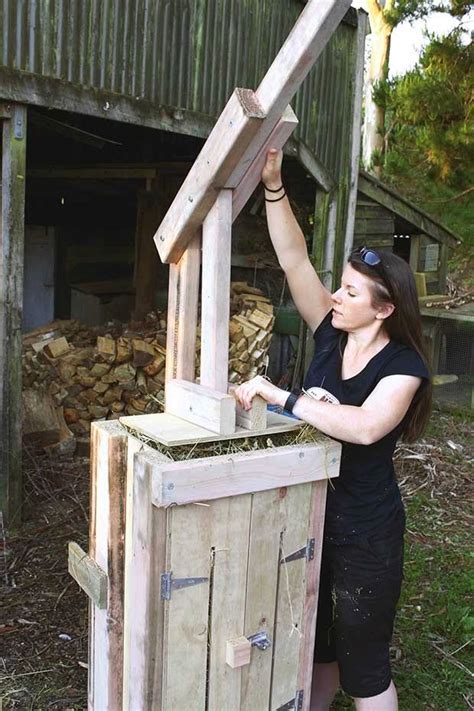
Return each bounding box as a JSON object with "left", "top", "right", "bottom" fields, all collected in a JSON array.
[{"left": 351, "top": 1, "right": 474, "bottom": 77}]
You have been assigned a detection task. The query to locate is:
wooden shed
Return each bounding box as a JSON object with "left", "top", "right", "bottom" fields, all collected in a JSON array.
[{"left": 356, "top": 171, "right": 459, "bottom": 296}]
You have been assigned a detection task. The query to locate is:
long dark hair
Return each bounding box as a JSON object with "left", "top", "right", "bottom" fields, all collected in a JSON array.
[{"left": 349, "top": 249, "right": 432, "bottom": 442}]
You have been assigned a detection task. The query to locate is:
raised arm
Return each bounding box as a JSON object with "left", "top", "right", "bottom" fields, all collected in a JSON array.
[{"left": 262, "top": 149, "right": 333, "bottom": 332}]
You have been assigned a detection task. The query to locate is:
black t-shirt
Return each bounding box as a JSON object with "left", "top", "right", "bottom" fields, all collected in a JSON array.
[{"left": 304, "top": 310, "right": 430, "bottom": 542}]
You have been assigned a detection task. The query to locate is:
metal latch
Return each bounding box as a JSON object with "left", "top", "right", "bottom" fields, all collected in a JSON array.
[
  {"left": 280, "top": 538, "right": 315, "bottom": 564},
  {"left": 160, "top": 571, "right": 208, "bottom": 600},
  {"left": 277, "top": 689, "right": 304, "bottom": 710},
  {"left": 247, "top": 630, "right": 271, "bottom": 650}
]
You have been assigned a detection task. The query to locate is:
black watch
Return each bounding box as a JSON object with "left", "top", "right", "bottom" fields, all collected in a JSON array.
[{"left": 284, "top": 387, "right": 303, "bottom": 414}]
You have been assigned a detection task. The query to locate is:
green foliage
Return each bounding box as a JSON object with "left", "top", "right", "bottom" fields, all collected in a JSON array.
[
  {"left": 380, "top": 30, "right": 473, "bottom": 251},
  {"left": 383, "top": 0, "right": 471, "bottom": 27}
]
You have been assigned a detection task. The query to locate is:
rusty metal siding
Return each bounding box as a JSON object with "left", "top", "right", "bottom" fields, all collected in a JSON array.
[{"left": 0, "top": 0, "right": 358, "bottom": 177}]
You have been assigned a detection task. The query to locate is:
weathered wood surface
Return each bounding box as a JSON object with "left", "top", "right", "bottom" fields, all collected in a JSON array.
[
  {"left": 68, "top": 541, "right": 107, "bottom": 609},
  {"left": 271, "top": 483, "right": 313, "bottom": 709},
  {"left": 200, "top": 190, "right": 233, "bottom": 392},
  {"left": 150, "top": 440, "right": 340, "bottom": 507},
  {"left": 165, "top": 379, "right": 236, "bottom": 435},
  {"left": 134, "top": 182, "right": 165, "bottom": 320},
  {"left": 164, "top": 232, "right": 201, "bottom": 385},
  {"left": 229, "top": 106, "right": 298, "bottom": 217},
  {"left": 155, "top": 89, "right": 265, "bottom": 263},
  {"left": 0, "top": 103, "right": 27, "bottom": 524},
  {"left": 161, "top": 500, "right": 211, "bottom": 710},
  {"left": 208, "top": 495, "right": 253, "bottom": 711},
  {"left": 298, "top": 480, "right": 328, "bottom": 711},
  {"left": 124, "top": 449, "right": 169, "bottom": 711},
  {"left": 120, "top": 410, "right": 302, "bottom": 447},
  {"left": 88, "top": 421, "right": 128, "bottom": 711}
]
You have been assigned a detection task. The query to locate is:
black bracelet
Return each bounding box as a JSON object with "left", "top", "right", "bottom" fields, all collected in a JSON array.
[
  {"left": 262, "top": 183, "right": 284, "bottom": 193},
  {"left": 284, "top": 387, "right": 303, "bottom": 414},
  {"left": 264, "top": 192, "right": 286, "bottom": 203}
]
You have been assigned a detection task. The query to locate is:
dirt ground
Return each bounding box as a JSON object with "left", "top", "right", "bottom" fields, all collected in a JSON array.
[{"left": 1, "top": 408, "right": 472, "bottom": 710}]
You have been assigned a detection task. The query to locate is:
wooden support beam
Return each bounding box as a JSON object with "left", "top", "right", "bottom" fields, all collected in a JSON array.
[
  {"left": 133, "top": 181, "right": 167, "bottom": 321},
  {"left": 231, "top": 106, "right": 298, "bottom": 221},
  {"left": 200, "top": 190, "right": 232, "bottom": 392},
  {"left": 155, "top": 89, "right": 265, "bottom": 263},
  {"left": 151, "top": 440, "right": 340, "bottom": 507},
  {"left": 68, "top": 541, "right": 107, "bottom": 609},
  {"left": 0, "top": 104, "right": 27, "bottom": 525},
  {"left": 165, "top": 379, "right": 236, "bottom": 435},
  {"left": 164, "top": 232, "right": 201, "bottom": 385}
]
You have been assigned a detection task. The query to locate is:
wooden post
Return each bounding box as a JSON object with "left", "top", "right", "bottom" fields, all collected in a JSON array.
[
  {"left": 200, "top": 190, "right": 232, "bottom": 392},
  {"left": 164, "top": 232, "right": 201, "bottom": 387},
  {"left": 0, "top": 103, "right": 27, "bottom": 525},
  {"left": 133, "top": 180, "right": 167, "bottom": 321}
]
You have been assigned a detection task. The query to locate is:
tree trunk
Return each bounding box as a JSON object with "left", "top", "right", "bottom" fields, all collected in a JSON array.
[{"left": 362, "top": 2, "right": 393, "bottom": 177}]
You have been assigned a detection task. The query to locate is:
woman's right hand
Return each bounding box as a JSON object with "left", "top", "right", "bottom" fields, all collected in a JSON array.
[{"left": 261, "top": 148, "right": 283, "bottom": 190}]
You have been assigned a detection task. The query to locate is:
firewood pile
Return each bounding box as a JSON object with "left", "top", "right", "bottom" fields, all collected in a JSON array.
[{"left": 21, "top": 283, "right": 274, "bottom": 453}]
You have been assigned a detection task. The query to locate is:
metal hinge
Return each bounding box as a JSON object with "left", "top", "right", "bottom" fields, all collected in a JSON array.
[
  {"left": 280, "top": 538, "right": 315, "bottom": 564},
  {"left": 277, "top": 689, "right": 304, "bottom": 710},
  {"left": 160, "top": 571, "right": 208, "bottom": 600}
]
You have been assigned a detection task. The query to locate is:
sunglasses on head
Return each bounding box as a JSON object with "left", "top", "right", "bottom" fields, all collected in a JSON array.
[{"left": 357, "top": 246, "right": 382, "bottom": 266}]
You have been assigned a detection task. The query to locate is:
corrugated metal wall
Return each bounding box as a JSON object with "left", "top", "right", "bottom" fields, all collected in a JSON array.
[{"left": 0, "top": 0, "right": 357, "bottom": 178}]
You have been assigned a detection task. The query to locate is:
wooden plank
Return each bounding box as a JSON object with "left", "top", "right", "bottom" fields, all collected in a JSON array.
[
  {"left": 165, "top": 379, "right": 236, "bottom": 435},
  {"left": 290, "top": 138, "right": 336, "bottom": 193},
  {"left": 154, "top": 89, "right": 265, "bottom": 263},
  {"left": 0, "top": 104, "right": 27, "bottom": 525},
  {"left": 200, "top": 189, "right": 233, "bottom": 392},
  {"left": 255, "top": 0, "right": 352, "bottom": 117},
  {"left": 88, "top": 421, "right": 128, "bottom": 711},
  {"left": 150, "top": 441, "right": 341, "bottom": 507},
  {"left": 208, "top": 495, "right": 252, "bottom": 711},
  {"left": 125, "top": 448, "right": 170, "bottom": 711},
  {"left": 229, "top": 389, "right": 267, "bottom": 431},
  {"left": 271, "top": 483, "right": 314, "bottom": 709},
  {"left": 29, "top": 166, "right": 158, "bottom": 179},
  {"left": 68, "top": 541, "right": 107, "bottom": 609},
  {"left": 240, "top": 489, "right": 286, "bottom": 708},
  {"left": 298, "top": 480, "right": 328, "bottom": 710},
  {"left": 164, "top": 232, "right": 201, "bottom": 385},
  {"left": 120, "top": 410, "right": 303, "bottom": 447},
  {"left": 229, "top": 106, "right": 298, "bottom": 213},
  {"left": 162, "top": 502, "right": 212, "bottom": 710}
]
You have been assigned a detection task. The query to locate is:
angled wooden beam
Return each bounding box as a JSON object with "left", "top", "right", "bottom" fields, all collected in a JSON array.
[
  {"left": 255, "top": 0, "right": 352, "bottom": 117},
  {"left": 200, "top": 190, "right": 232, "bottom": 392},
  {"left": 164, "top": 232, "right": 201, "bottom": 385},
  {"left": 154, "top": 89, "right": 265, "bottom": 263},
  {"left": 231, "top": 106, "right": 298, "bottom": 221},
  {"left": 154, "top": 0, "right": 351, "bottom": 264}
]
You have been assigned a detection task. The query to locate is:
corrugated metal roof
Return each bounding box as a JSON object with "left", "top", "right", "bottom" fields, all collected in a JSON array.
[{"left": 0, "top": 1, "right": 358, "bottom": 177}]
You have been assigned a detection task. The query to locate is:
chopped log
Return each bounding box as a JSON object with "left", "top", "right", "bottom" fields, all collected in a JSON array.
[
  {"left": 22, "top": 389, "right": 61, "bottom": 446},
  {"left": 116, "top": 337, "right": 133, "bottom": 364},
  {"left": 143, "top": 352, "right": 165, "bottom": 376},
  {"left": 93, "top": 381, "right": 109, "bottom": 394},
  {"left": 231, "top": 283, "right": 264, "bottom": 296},
  {"left": 132, "top": 339, "right": 156, "bottom": 367},
  {"left": 102, "top": 387, "right": 123, "bottom": 405},
  {"left": 89, "top": 405, "right": 109, "bottom": 419},
  {"left": 97, "top": 336, "right": 116, "bottom": 364},
  {"left": 114, "top": 363, "right": 136, "bottom": 383},
  {"left": 90, "top": 363, "right": 112, "bottom": 377},
  {"left": 44, "top": 336, "right": 70, "bottom": 359},
  {"left": 248, "top": 309, "right": 274, "bottom": 330}
]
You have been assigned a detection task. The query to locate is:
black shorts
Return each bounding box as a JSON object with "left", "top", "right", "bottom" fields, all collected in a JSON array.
[{"left": 314, "top": 525, "right": 404, "bottom": 698}]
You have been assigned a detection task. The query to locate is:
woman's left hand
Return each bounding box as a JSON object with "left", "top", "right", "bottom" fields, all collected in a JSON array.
[{"left": 234, "top": 376, "right": 286, "bottom": 411}]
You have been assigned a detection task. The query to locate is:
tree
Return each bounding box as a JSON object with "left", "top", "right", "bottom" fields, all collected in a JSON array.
[{"left": 362, "top": 0, "right": 471, "bottom": 176}]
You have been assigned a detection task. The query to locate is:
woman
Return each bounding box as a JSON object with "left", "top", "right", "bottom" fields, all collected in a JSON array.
[{"left": 235, "top": 149, "right": 431, "bottom": 711}]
